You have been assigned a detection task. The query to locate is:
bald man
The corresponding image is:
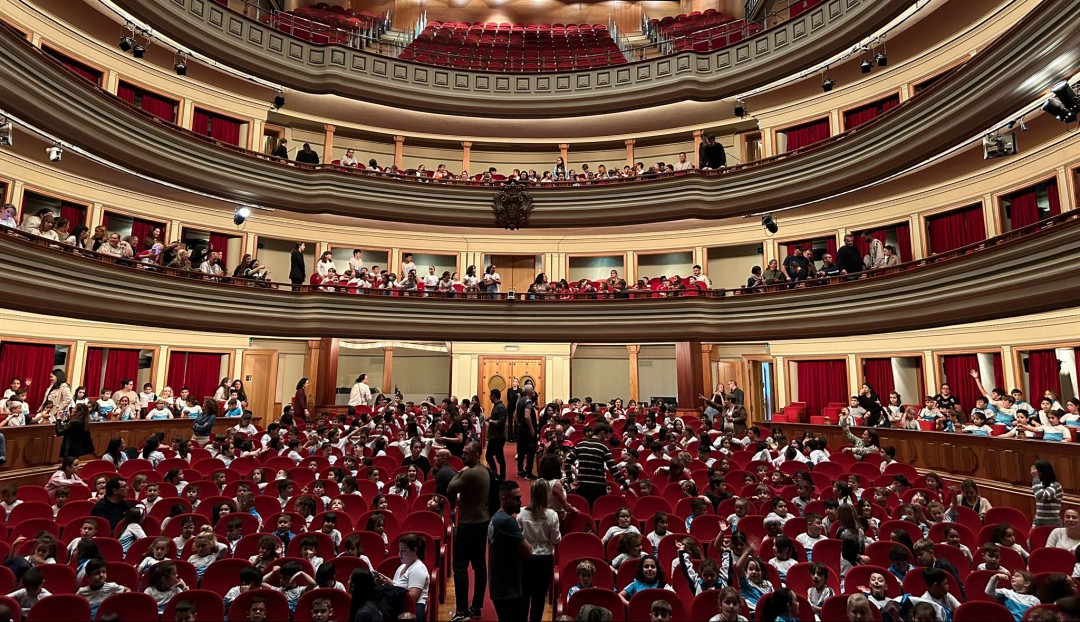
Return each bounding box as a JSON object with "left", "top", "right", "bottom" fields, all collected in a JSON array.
[{"left": 433, "top": 448, "right": 456, "bottom": 501}]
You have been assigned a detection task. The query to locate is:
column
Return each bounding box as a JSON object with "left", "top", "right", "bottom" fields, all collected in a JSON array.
[
  {"left": 248, "top": 119, "right": 263, "bottom": 152},
  {"left": 322, "top": 124, "right": 336, "bottom": 163},
  {"left": 8, "top": 180, "right": 24, "bottom": 210},
  {"left": 909, "top": 214, "right": 926, "bottom": 259},
  {"left": 625, "top": 250, "right": 636, "bottom": 283},
  {"left": 675, "top": 341, "right": 704, "bottom": 417},
  {"left": 923, "top": 350, "right": 937, "bottom": 393},
  {"left": 1057, "top": 167, "right": 1073, "bottom": 211},
  {"left": 982, "top": 193, "right": 1000, "bottom": 238},
  {"left": 88, "top": 203, "right": 105, "bottom": 230},
  {"left": 692, "top": 130, "right": 704, "bottom": 160},
  {"left": 700, "top": 344, "right": 714, "bottom": 400},
  {"left": 624, "top": 139, "right": 636, "bottom": 167},
  {"left": 382, "top": 347, "right": 394, "bottom": 395},
  {"left": 627, "top": 345, "right": 640, "bottom": 402},
  {"left": 314, "top": 338, "right": 339, "bottom": 405},
  {"left": 692, "top": 246, "right": 705, "bottom": 270},
  {"left": 154, "top": 346, "right": 169, "bottom": 395},
  {"left": 393, "top": 135, "right": 405, "bottom": 170},
  {"left": 69, "top": 341, "right": 88, "bottom": 389},
  {"left": 389, "top": 247, "right": 401, "bottom": 275},
  {"left": 558, "top": 143, "right": 569, "bottom": 167},
  {"left": 461, "top": 141, "right": 472, "bottom": 174},
  {"left": 168, "top": 219, "right": 183, "bottom": 244},
  {"left": 103, "top": 70, "right": 119, "bottom": 95},
  {"left": 775, "top": 356, "right": 788, "bottom": 411},
  {"left": 179, "top": 99, "right": 195, "bottom": 130},
  {"left": 847, "top": 353, "right": 859, "bottom": 398}
]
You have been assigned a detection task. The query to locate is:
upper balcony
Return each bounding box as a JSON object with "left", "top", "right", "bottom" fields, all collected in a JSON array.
[{"left": 107, "top": 0, "right": 913, "bottom": 117}]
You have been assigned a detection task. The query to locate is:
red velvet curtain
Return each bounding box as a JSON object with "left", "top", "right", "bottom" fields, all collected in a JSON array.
[
  {"left": 992, "top": 353, "right": 1005, "bottom": 391},
  {"left": 60, "top": 202, "right": 86, "bottom": 230},
  {"left": 1007, "top": 187, "right": 1040, "bottom": 230},
  {"left": 102, "top": 349, "right": 140, "bottom": 395},
  {"left": 83, "top": 347, "right": 105, "bottom": 396},
  {"left": 192, "top": 110, "right": 212, "bottom": 137},
  {"left": 894, "top": 222, "right": 914, "bottom": 262},
  {"left": 1026, "top": 350, "right": 1061, "bottom": 403},
  {"left": 784, "top": 119, "right": 830, "bottom": 151},
  {"left": 209, "top": 233, "right": 232, "bottom": 267},
  {"left": 785, "top": 240, "right": 811, "bottom": 256},
  {"left": 206, "top": 114, "right": 242, "bottom": 146},
  {"left": 844, "top": 105, "right": 879, "bottom": 130},
  {"left": 117, "top": 83, "right": 136, "bottom": 105},
  {"left": 796, "top": 359, "right": 848, "bottom": 416},
  {"left": 882, "top": 97, "right": 900, "bottom": 112},
  {"left": 862, "top": 358, "right": 895, "bottom": 398},
  {"left": 141, "top": 93, "right": 178, "bottom": 123},
  {"left": 926, "top": 204, "right": 985, "bottom": 255},
  {"left": 166, "top": 351, "right": 188, "bottom": 392},
  {"left": 1047, "top": 181, "right": 1061, "bottom": 219},
  {"left": 826, "top": 236, "right": 837, "bottom": 258},
  {"left": 54, "top": 55, "right": 101, "bottom": 85},
  {"left": 942, "top": 354, "right": 980, "bottom": 410},
  {"left": 185, "top": 353, "right": 225, "bottom": 401},
  {"left": 0, "top": 342, "right": 56, "bottom": 407}
]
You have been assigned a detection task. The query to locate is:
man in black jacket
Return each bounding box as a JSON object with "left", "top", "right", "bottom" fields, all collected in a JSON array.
[
  {"left": 289, "top": 242, "right": 306, "bottom": 288},
  {"left": 295, "top": 143, "right": 320, "bottom": 165},
  {"left": 835, "top": 234, "right": 864, "bottom": 277},
  {"left": 486, "top": 389, "right": 507, "bottom": 478},
  {"left": 698, "top": 134, "right": 727, "bottom": 170}
]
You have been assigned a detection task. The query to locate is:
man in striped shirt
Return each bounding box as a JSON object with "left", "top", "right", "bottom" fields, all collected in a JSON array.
[{"left": 571, "top": 422, "right": 627, "bottom": 509}]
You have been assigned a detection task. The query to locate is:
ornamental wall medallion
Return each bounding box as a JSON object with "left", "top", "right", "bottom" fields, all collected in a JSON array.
[{"left": 492, "top": 181, "right": 534, "bottom": 229}]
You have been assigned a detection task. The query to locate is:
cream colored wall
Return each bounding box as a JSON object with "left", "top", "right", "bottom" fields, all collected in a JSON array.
[
  {"left": 571, "top": 346, "right": 630, "bottom": 401},
  {"left": 568, "top": 256, "right": 626, "bottom": 281},
  {"left": 707, "top": 244, "right": 763, "bottom": 289},
  {"left": 638, "top": 251, "right": 694, "bottom": 279},
  {"left": 450, "top": 342, "right": 572, "bottom": 402},
  {"left": 393, "top": 353, "right": 451, "bottom": 401},
  {"left": 638, "top": 345, "right": 677, "bottom": 400},
  {"left": 337, "top": 353, "right": 384, "bottom": 391},
  {"left": 891, "top": 357, "right": 922, "bottom": 402}
]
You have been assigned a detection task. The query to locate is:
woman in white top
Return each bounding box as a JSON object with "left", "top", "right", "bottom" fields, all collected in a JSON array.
[
  {"left": 0, "top": 204, "right": 17, "bottom": 228},
  {"left": 518, "top": 479, "right": 561, "bottom": 622},
  {"left": 316, "top": 252, "right": 336, "bottom": 278},
  {"left": 377, "top": 533, "right": 430, "bottom": 621}
]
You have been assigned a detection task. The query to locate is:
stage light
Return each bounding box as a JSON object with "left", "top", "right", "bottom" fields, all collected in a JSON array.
[
  {"left": 174, "top": 54, "right": 187, "bottom": 76},
  {"left": 133, "top": 43, "right": 146, "bottom": 59},
  {"left": 875, "top": 51, "right": 888, "bottom": 67},
  {"left": 119, "top": 35, "right": 133, "bottom": 52},
  {"left": 46, "top": 144, "right": 63, "bottom": 162},
  {"left": 734, "top": 99, "right": 745, "bottom": 117},
  {"left": 1051, "top": 81, "right": 1079, "bottom": 111},
  {"left": 822, "top": 78, "right": 835, "bottom": 92},
  {"left": 272, "top": 94, "right": 286, "bottom": 109},
  {"left": 860, "top": 59, "right": 872, "bottom": 74},
  {"left": 1042, "top": 98, "right": 1077, "bottom": 123},
  {"left": 234, "top": 206, "right": 252, "bottom": 226},
  {"left": 762, "top": 215, "right": 778, "bottom": 235}
]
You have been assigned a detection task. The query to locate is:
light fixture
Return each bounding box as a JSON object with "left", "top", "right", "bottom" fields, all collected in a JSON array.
[
  {"left": 1019, "top": 118, "right": 1028, "bottom": 132},
  {"left": 734, "top": 99, "right": 746, "bottom": 118},
  {"left": 1042, "top": 98, "right": 1077, "bottom": 123},
  {"left": 46, "top": 144, "right": 62, "bottom": 162},
  {"left": 233, "top": 206, "right": 252, "bottom": 226},
  {"left": 119, "top": 35, "right": 133, "bottom": 52},
  {"left": 822, "top": 78, "right": 835, "bottom": 92},
  {"left": 762, "top": 215, "right": 778, "bottom": 235},
  {"left": 0, "top": 117, "right": 11, "bottom": 147},
  {"left": 860, "top": 59, "right": 872, "bottom": 74},
  {"left": 875, "top": 51, "right": 888, "bottom": 67},
  {"left": 1051, "top": 80, "right": 1080, "bottom": 111},
  {"left": 132, "top": 42, "right": 146, "bottom": 59},
  {"left": 272, "top": 93, "right": 286, "bottom": 109},
  {"left": 173, "top": 52, "right": 187, "bottom": 76}
]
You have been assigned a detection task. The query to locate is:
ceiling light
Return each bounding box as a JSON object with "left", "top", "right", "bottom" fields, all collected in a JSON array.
[
  {"left": 875, "top": 51, "right": 887, "bottom": 67},
  {"left": 234, "top": 206, "right": 252, "bottom": 226},
  {"left": 762, "top": 215, "right": 778, "bottom": 235},
  {"left": 1051, "top": 80, "right": 1079, "bottom": 111},
  {"left": 822, "top": 78, "right": 835, "bottom": 92},
  {"left": 860, "top": 59, "right": 872, "bottom": 74}
]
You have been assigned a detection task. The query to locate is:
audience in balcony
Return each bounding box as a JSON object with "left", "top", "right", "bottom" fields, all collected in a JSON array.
[
  {"left": 296, "top": 143, "right": 321, "bottom": 165},
  {"left": 698, "top": 135, "right": 727, "bottom": 170}
]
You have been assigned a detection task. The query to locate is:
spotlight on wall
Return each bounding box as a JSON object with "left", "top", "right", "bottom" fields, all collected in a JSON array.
[
  {"left": 821, "top": 78, "right": 835, "bottom": 92},
  {"left": 272, "top": 93, "right": 286, "bottom": 110},
  {"left": 734, "top": 99, "right": 746, "bottom": 118},
  {"left": 46, "top": 144, "right": 63, "bottom": 162},
  {"left": 119, "top": 35, "right": 133, "bottom": 52},
  {"left": 860, "top": 59, "right": 872, "bottom": 74},
  {"left": 132, "top": 41, "right": 146, "bottom": 59},
  {"left": 0, "top": 117, "right": 12, "bottom": 147},
  {"left": 174, "top": 53, "right": 187, "bottom": 76},
  {"left": 762, "top": 214, "right": 778, "bottom": 235},
  {"left": 233, "top": 206, "right": 252, "bottom": 227},
  {"left": 1043, "top": 81, "right": 1079, "bottom": 123},
  {"left": 875, "top": 51, "right": 888, "bottom": 67}
]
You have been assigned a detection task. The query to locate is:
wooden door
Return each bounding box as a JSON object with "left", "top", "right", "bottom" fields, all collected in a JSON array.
[
  {"left": 745, "top": 358, "right": 776, "bottom": 423},
  {"left": 716, "top": 361, "right": 738, "bottom": 394},
  {"left": 478, "top": 356, "right": 545, "bottom": 414},
  {"left": 241, "top": 350, "right": 279, "bottom": 425},
  {"left": 489, "top": 255, "right": 537, "bottom": 294}
]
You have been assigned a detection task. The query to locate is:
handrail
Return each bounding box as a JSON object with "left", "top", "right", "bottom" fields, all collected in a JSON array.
[{"left": 4, "top": 210, "right": 1075, "bottom": 301}]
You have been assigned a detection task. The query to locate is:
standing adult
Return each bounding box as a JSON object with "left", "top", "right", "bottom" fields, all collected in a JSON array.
[
  {"left": 486, "top": 389, "right": 508, "bottom": 479},
  {"left": 113, "top": 380, "right": 139, "bottom": 416},
  {"left": 698, "top": 134, "right": 727, "bottom": 170},
  {"left": 55, "top": 403, "right": 94, "bottom": 458},
  {"left": 836, "top": 234, "right": 863, "bottom": 276},
  {"left": 488, "top": 481, "right": 532, "bottom": 622},
  {"left": 293, "top": 378, "right": 309, "bottom": 417},
  {"left": 447, "top": 442, "right": 491, "bottom": 622},
  {"left": 91, "top": 476, "right": 134, "bottom": 529},
  {"left": 515, "top": 384, "right": 538, "bottom": 479},
  {"left": 41, "top": 369, "right": 73, "bottom": 419},
  {"left": 433, "top": 448, "right": 456, "bottom": 501},
  {"left": 518, "top": 479, "right": 561, "bottom": 622},
  {"left": 289, "top": 242, "right": 306, "bottom": 288},
  {"left": 727, "top": 380, "right": 745, "bottom": 406},
  {"left": 439, "top": 407, "right": 467, "bottom": 458},
  {"left": 349, "top": 374, "right": 374, "bottom": 409},
  {"left": 506, "top": 378, "right": 521, "bottom": 439},
  {"left": 191, "top": 399, "right": 217, "bottom": 446},
  {"left": 863, "top": 232, "right": 886, "bottom": 269},
  {"left": 573, "top": 422, "right": 628, "bottom": 509}
]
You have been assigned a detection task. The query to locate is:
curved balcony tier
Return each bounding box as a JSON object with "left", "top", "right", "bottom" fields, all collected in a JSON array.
[
  {"left": 2, "top": 0, "right": 1078, "bottom": 228},
  {"left": 3, "top": 212, "right": 1079, "bottom": 343},
  {"left": 110, "top": 0, "right": 910, "bottom": 117}
]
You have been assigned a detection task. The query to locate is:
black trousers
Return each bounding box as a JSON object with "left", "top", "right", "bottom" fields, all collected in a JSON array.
[
  {"left": 516, "top": 436, "right": 536, "bottom": 475},
  {"left": 578, "top": 482, "right": 608, "bottom": 510},
  {"left": 522, "top": 554, "right": 553, "bottom": 622},
  {"left": 486, "top": 438, "right": 507, "bottom": 478},
  {"left": 492, "top": 596, "right": 526, "bottom": 622},
  {"left": 452, "top": 520, "right": 489, "bottom": 613}
]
